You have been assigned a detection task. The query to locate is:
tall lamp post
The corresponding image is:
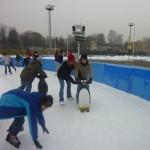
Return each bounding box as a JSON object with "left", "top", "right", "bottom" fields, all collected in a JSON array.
[
  {"left": 128, "top": 23, "right": 134, "bottom": 66},
  {"left": 132, "top": 23, "right": 135, "bottom": 66},
  {"left": 46, "top": 5, "right": 54, "bottom": 55}
]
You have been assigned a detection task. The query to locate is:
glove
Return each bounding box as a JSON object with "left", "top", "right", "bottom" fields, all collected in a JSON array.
[
  {"left": 37, "top": 75, "right": 44, "bottom": 79},
  {"left": 34, "top": 140, "right": 43, "bottom": 149},
  {"left": 87, "top": 78, "right": 92, "bottom": 84},
  {"left": 42, "top": 127, "right": 49, "bottom": 134},
  {"left": 69, "top": 76, "right": 77, "bottom": 84},
  {"left": 76, "top": 79, "right": 81, "bottom": 84},
  {"left": 37, "top": 75, "right": 41, "bottom": 78},
  {"left": 72, "top": 80, "right": 77, "bottom": 84}
]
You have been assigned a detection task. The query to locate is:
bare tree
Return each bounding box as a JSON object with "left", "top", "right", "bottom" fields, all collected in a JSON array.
[
  {"left": 107, "top": 30, "right": 117, "bottom": 46},
  {"left": 93, "top": 33, "right": 106, "bottom": 50},
  {"left": 107, "top": 30, "right": 123, "bottom": 50},
  {"left": 8, "top": 27, "right": 20, "bottom": 49},
  {"left": 0, "top": 24, "right": 7, "bottom": 49},
  {"left": 20, "top": 31, "right": 46, "bottom": 49}
]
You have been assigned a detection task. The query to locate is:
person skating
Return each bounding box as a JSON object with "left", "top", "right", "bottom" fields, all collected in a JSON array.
[
  {"left": 9, "top": 57, "right": 16, "bottom": 71},
  {"left": 2, "top": 52, "right": 12, "bottom": 75},
  {"left": 32, "top": 51, "right": 39, "bottom": 60},
  {"left": 18, "top": 56, "right": 47, "bottom": 93},
  {"left": 74, "top": 54, "right": 93, "bottom": 103},
  {"left": 15, "top": 54, "right": 22, "bottom": 67},
  {"left": 0, "top": 89, "right": 53, "bottom": 149},
  {"left": 23, "top": 49, "right": 32, "bottom": 66},
  {"left": 57, "top": 52, "right": 76, "bottom": 105},
  {"left": 54, "top": 49, "right": 63, "bottom": 74}
]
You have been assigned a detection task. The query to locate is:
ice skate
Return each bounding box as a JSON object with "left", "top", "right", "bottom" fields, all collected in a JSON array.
[{"left": 6, "top": 134, "right": 21, "bottom": 148}]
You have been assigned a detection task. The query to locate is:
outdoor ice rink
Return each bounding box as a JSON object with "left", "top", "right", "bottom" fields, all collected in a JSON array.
[{"left": 0, "top": 67, "right": 150, "bottom": 150}]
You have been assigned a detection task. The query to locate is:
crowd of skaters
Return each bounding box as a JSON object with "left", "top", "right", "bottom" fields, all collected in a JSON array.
[{"left": 0, "top": 49, "right": 93, "bottom": 149}]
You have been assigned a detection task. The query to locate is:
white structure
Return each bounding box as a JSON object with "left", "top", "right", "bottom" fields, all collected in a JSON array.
[{"left": 72, "top": 24, "right": 86, "bottom": 56}]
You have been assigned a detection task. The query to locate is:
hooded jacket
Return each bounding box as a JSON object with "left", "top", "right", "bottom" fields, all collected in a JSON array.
[
  {"left": 20, "top": 60, "right": 47, "bottom": 82},
  {"left": 74, "top": 60, "right": 93, "bottom": 80},
  {"left": 0, "top": 89, "right": 46, "bottom": 141}
]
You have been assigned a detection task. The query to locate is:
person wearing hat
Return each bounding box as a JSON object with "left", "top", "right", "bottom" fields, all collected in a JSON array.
[
  {"left": 0, "top": 89, "right": 53, "bottom": 149},
  {"left": 74, "top": 53, "right": 93, "bottom": 103},
  {"left": 16, "top": 55, "right": 47, "bottom": 145},
  {"left": 18, "top": 56, "right": 47, "bottom": 93},
  {"left": 23, "top": 49, "right": 32, "bottom": 67},
  {"left": 54, "top": 49, "right": 64, "bottom": 75},
  {"left": 57, "top": 52, "right": 76, "bottom": 105}
]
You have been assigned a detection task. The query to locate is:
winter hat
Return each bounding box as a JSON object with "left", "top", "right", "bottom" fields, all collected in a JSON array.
[
  {"left": 40, "top": 95, "right": 53, "bottom": 107},
  {"left": 80, "top": 54, "right": 87, "bottom": 60},
  {"left": 60, "top": 50, "right": 63, "bottom": 53},
  {"left": 68, "top": 52, "right": 75, "bottom": 63}
]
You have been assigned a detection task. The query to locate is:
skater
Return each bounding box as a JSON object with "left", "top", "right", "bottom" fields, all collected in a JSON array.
[
  {"left": 9, "top": 57, "right": 16, "bottom": 71},
  {"left": 54, "top": 49, "right": 63, "bottom": 74},
  {"left": 0, "top": 89, "right": 53, "bottom": 149},
  {"left": 57, "top": 52, "right": 76, "bottom": 105},
  {"left": 23, "top": 49, "right": 32, "bottom": 66},
  {"left": 2, "top": 52, "right": 12, "bottom": 75},
  {"left": 18, "top": 56, "right": 47, "bottom": 93},
  {"left": 74, "top": 54, "right": 93, "bottom": 103},
  {"left": 32, "top": 51, "right": 39, "bottom": 60},
  {"left": 15, "top": 54, "right": 22, "bottom": 67}
]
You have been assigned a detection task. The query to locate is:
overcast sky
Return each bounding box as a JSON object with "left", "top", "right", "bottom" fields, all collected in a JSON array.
[{"left": 0, "top": 0, "right": 150, "bottom": 41}]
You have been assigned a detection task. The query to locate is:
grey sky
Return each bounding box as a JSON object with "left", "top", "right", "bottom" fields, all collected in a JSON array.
[{"left": 0, "top": 0, "right": 150, "bottom": 42}]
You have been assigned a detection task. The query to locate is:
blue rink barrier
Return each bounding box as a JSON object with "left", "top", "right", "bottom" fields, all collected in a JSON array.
[
  {"left": 130, "top": 67, "right": 150, "bottom": 100},
  {"left": 92, "top": 62, "right": 150, "bottom": 101},
  {"left": 2, "top": 58, "right": 150, "bottom": 101}
]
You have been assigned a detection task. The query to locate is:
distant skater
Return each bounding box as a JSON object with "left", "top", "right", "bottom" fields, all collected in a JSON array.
[{"left": 2, "top": 53, "right": 12, "bottom": 75}]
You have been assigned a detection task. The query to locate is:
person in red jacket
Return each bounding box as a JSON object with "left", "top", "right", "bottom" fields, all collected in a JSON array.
[{"left": 23, "top": 49, "right": 32, "bottom": 66}]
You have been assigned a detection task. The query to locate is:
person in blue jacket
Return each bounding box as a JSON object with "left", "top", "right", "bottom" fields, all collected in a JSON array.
[{"left": 0, "top": 89, "right": 53, "bottom": 149}]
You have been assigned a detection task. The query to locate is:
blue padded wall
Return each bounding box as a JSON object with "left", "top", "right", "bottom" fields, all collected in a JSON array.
[
  {"left": 3, "top": 57, "right": 150, "bottom": 101},
  {"left": 92, "top": 63, "right": 104, "bottom": 83},
  {"left": 42, "top": 59, "right": 56, "bottom": 71},
  {"left": 92, "top": 62, "right": 150, "bottom": 101}
]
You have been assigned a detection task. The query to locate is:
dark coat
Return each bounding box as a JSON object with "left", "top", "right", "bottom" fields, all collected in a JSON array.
[
  {"left": 20, "top": 60, "right": 47, "bottom": 82},
  {"left": 55, "top": 54, "right": 63, "bottom": 64},
  {"left": 57, "top": 61, "right": 75, "bottom": 83}
]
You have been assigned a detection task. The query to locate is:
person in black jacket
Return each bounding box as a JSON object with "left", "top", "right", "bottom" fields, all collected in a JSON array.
[
  {"left": 57, "top": 52, "right": 76, "bottom": 105},
  {"left": 18, "top": 56, "right": 47, "bottom": 93}
]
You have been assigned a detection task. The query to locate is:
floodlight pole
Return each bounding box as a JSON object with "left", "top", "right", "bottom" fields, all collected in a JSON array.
[
  {"left": 132, "top": 23, "right": 135, "bottom": 66},
  {"left": 128, "top": 23, "right": 134, "bottom": 66},
  {"left": 46, "top": 5, "right": 54, "bottom": 55}
]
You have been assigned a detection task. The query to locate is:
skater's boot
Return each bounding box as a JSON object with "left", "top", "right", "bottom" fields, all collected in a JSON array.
[{"left": 6, "top": 133, "right": 21, "bottom": 148}]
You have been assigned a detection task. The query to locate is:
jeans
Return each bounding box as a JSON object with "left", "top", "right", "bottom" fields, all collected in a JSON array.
[
  {"left": 9, "top": 78, "right": 31, "bottom": 136},
  {"left": 7, "top": 117, "right": 25, "bottom": 135},
  {"left": 58, "top": 78, "right": 72, "bottom": 102},
  {"left": 55, "top": 61, "right": 62, "bottom": 72},
  {"left": 5, "top": 65, "right": 12, "bottom": 74},
  {"left": 18, "top": 77, "right": 32, "bottom": 93}
]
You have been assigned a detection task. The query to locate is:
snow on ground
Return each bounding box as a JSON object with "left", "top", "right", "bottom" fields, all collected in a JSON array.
[
  {"left": 89, "top": 55, "right": 150, "bottom": 61},
  {"left": 0, "top": 66, "right": 150, "bottom": 150}
]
